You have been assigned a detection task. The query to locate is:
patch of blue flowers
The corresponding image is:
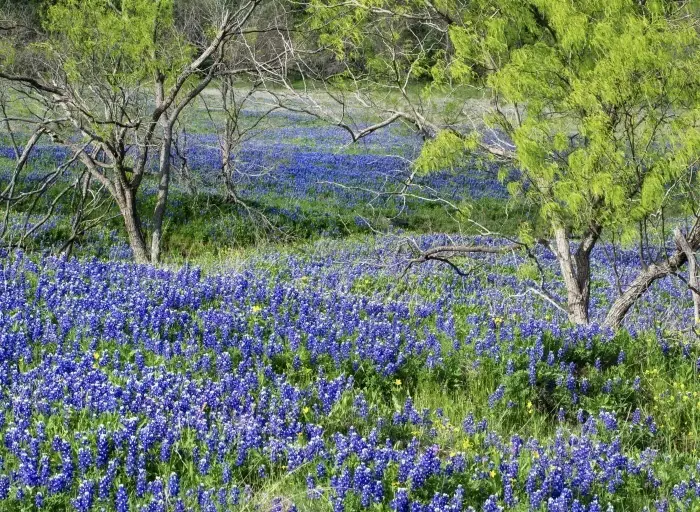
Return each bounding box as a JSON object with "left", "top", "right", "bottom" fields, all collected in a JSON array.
[{"left": 0, "top": 233, "right": 699, "bottom": 511}]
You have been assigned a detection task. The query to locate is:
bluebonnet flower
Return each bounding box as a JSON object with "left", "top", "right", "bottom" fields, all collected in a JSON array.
[
  {"left": 617, "top": 350, "right": 626, "bottom": 364},
  {"left": 632, "top": 409, "right": 642, "bottom": 425},
  {"left": 462, "top": 414, "right": 476, "bottom": 435},
  {"left": 488, "top": 385, "right": 506, "bottom": 407},
  {"left": 391, "top": 488, "right": 409, "bottom": 512},
  {"left": 72, "top": 480, "right": 94, "bottom": 512},
  {"left": 0, "top": 475, "right": 10, "bottom": 500},
  {"left": 482, "top": 494, "right": 503, "bottom": 512},
  {"left": 168, "top": 473, "right": 180, "bottom": 498},
  {"left": 632, "top": 376, "right": 641, "bottom": 390},
  {"left": 78, "top": 447, "right": 92, "bottom": 474}
]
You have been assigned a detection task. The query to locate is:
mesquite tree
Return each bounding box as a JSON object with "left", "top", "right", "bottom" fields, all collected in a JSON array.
[
  {"left": 0, "top": 0, "right": 264, "bottom": 263},
  {"left": 307, "top": 0, "right": 700, "bottom": 328}
]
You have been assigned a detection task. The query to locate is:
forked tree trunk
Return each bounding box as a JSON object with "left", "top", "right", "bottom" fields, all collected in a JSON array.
[{"left": 553, "top": 227, "right": 592, "bottom": 325}]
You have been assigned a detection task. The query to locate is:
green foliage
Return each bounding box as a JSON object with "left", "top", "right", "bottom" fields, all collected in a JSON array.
[
  {"left": 415, "top": 131, "right": 479, "bottom": 174},
  {"left": 305, "top": 0, "right": 447, "bottom": 92},
  {"left": 308, "top": 0, "right": 700, "bottom": 240},
  {"left": 451, "top": 1, "right": 700, "bottom": 235},
  {"left": 43, "top": 0, "right": 189, "bottom": 89}
]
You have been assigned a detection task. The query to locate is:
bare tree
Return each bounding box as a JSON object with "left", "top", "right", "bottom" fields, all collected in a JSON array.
[{"left": 0, "top": 0, "right": 272, "bottom": 263}]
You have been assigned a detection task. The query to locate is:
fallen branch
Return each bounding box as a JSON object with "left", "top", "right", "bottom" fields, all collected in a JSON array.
[{"left": 416, "top": 243, "right": 521, "bottom": 259}]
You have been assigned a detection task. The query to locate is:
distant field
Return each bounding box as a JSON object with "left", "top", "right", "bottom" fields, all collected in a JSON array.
[{"left": 0, "top": 94, "right": 516, "bottom": 261}]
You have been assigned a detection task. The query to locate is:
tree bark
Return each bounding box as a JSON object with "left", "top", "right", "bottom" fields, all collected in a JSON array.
[
  {"left": 150, "top": 77, "right": 172, "bottom": 264},
  {"left": 603, "top": 258, "right": 677, "bottom": 329},
  {"left": 552, "top": 227, "right": 591, "bottom": 325},
  {"left": 221, "top": 136, "right": 240, "bottom": 203},
  {"left": 150, "top": 124, "right": 171, "bottom": 264},
  {"left": 223, "top": 172, "right": 240, "bottom": 204},
  {"left": 117, "top": 187, "right": 149, "bottom": 264},
  {"left": 674, "top": 227, "right": 700, "bottom": 324}
]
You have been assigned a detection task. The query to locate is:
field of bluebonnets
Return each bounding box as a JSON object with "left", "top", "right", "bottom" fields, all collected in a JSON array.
[
  {"left": 2, "top": 104, "right": 700, "bottom": 512},
  {"left": 0, "top": 105, "right": 512, "bottom": 260}
]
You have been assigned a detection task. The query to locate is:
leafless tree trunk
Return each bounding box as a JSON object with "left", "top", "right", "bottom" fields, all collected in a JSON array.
[
  {"left": 151, "top": 75, "right": 172, "bottom": 264},
  {"left": 220, "top": 78, "right": 240, "bottom": 203},
  {"left": 675, "top": 227, "right": 700, "bottom": 324},
  {"left": 549, "top": 227, "right": 599, "bottom": 325},
  {"left": 115, "top": 183, "right": 150, "bottom": 264}
]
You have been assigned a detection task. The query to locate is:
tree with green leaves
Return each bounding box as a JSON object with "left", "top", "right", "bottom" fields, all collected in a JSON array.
[
  {"left": 306, "top": 0, "right": 700, "bottom": 328},
  {"left": 0, "top": 0, "right": 268, "bottom": 263}
]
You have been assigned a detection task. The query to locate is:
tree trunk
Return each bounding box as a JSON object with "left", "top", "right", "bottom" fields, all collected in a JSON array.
[
  {"left": 150, "top": 78, "right": 172, "bottom": 265},
  {"left": 223, "top": 176, "right": 240, "bottom": 203},
  {"left": 150, "top": 122, "right": 172, "bottom": 264},
  {"left": 603, "top": 222, "right": 700, "bottom": 329},
  {"left": 603, "top": 259, "right": 674, "bottom": 329},
  {"left": 220, "top": 82, "right": 240, "bottom": 204},
  {"left": 553, "top": 227, "right": 591, "bottom": 325},
  {"left": 222, "top": 148, "right": 240, "bottom": 204},
  {"left": 674, "top": 227, "right": 700, "bottom": 324},
  {"left": 118, "top": 187, "right": 149, "bottom": 264}
]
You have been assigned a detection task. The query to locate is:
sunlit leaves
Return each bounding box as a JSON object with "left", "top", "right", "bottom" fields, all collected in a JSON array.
[
  {"left": 479, "top": 1, "right": 699, "bottom": 236},
  {"left": 44, "top": 0, "right": 190, "bottom": 89},
  {"left": 311, "top": 0, "right": 699, "bottom": 242},
  {"left": 415, "top": 131, "right": 465, "bottom": 174}
]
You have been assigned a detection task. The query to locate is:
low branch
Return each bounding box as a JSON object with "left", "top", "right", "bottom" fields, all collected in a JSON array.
[
  {"left": 604, "top": 219, "right": 700, "bottom": 329},
  {"left": 417, "top": 243, "right": 521, "bottom": 259}
]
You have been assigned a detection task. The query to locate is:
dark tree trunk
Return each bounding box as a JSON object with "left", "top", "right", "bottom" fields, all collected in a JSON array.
[{"left": 118, "top": 187, "right": 149, "bottom": 264}]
